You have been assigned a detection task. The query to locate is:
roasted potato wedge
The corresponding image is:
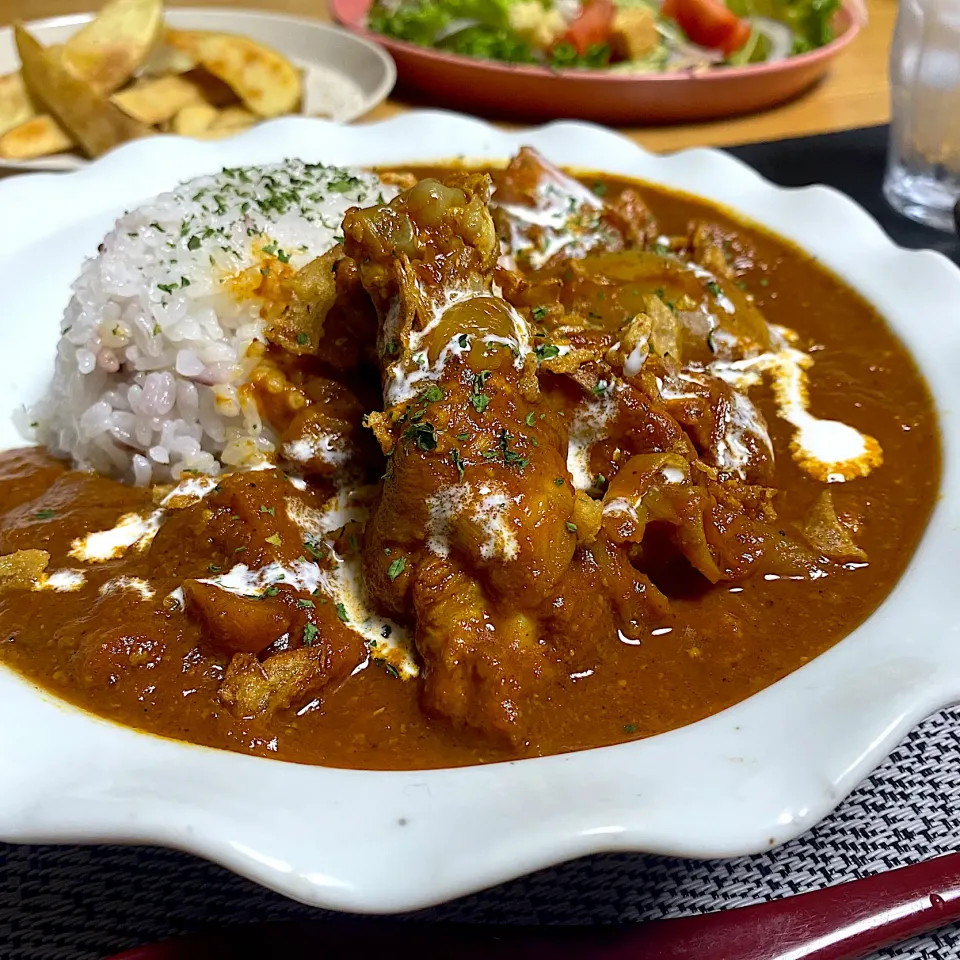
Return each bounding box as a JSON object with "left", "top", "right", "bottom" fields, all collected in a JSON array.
[
  {"left": 193, "top": 106, "right": 258, "bottom": 139},
  {"left": 111, "top": 73, "right": 203, "bottom": 125},
  {"left": 139, "top": 41, "right": 195, "bottom": 78},
  {"left": 0, "top": 113, "right": 73, "bottom": 159},
  {"left": 169, "top": 101, "right": 218, "bottom": 137},
  {"left": 208, "top": 105, "right": 257, "bottom": 131},
  {"left": 61, "top": 0, "right": 164, "bottom": 95},
  {"left": 16, "top": 23, "right": 152, "bottom": 158},
  {"left": 0, "top": 71, "right": 35, "bottom": 136},
  {"left": 166, "top": 29, "right": 300, "bottom": 118},
  {"left": 179, "top": 66, "right": 239, "bottom": 108}
]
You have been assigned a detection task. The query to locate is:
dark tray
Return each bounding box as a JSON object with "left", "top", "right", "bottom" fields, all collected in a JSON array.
[{"left": 725, "top": 124, "right": 959, "bottom": 265}]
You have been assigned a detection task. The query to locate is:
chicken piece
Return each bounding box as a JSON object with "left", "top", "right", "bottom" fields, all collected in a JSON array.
[
  {"left": 610, "top": 451, "right": 815, "bottom": 586},
  {"left": 557, "top": 359, "right": 783, "bottom": 583},
  {"left": 343, "top": 173, "right": 578, "bottom": 608},
  {"left": 343, "top": 173, "right": 584, "bottom": 740},
  {"left": 642, "top": 359, "right": 776, "bottom": 485},
  {"left": 601, "top": 451, "right": 732, "bottom": 583},
  {"left": 610, "top": 7, "right": 660, "bottom": 61},
  {"left": 266, "top": 245, "right": 379, "bottom": 374},
  {"left": 413, "top": 555, "right": 547, "bottom": 744},
  {"left": 148, "top": 469, "right": 332, "bottom": 576},
  {"left": 802, "top": 490, "right": 867, "bottom": 562},
  {"left": 541, "top": 534, "right": 672, "bottom": 655},
  {"left": 565, "top": 250, "right": 772, "bottom": 361},
  {"left": 688, "top": 221, "right": 761, "bottom": 283},
  {"left": 559, "top": 360, "right": 692, "bottom": 495},
  {"left": 265, "top": 246, "right": 340, "bottom": 356},
  {"left": 268, "top": 375, "right": 380, "bottom": 479},
  {"left": 219, "top": 636, "right": 365, "bottom": 720},
  {"left": 492, "top": 147, "right": 655, "bottom": 272},
  {"left": 689, "top": 222, "right": 735, "bottom": 280}
]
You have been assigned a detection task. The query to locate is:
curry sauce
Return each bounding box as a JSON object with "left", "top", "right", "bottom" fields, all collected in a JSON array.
[{"left": 0, "top": 161, "right": 940, "bottom": 770}]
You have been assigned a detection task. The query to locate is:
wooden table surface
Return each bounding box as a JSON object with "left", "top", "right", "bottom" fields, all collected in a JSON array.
[{"left": 0, "top": 0, "right": 897, "bottom": 152}]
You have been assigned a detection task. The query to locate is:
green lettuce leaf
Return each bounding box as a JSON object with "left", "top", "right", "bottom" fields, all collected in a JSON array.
[
  {"left": 724, "top": 0, "right": 841, "bottom": 51},
  {"left": 368, "top": 0, "right": 521, "bottom": 47},
  {"left": 439, "top": 24, "right": 536, "bottom": 61}
]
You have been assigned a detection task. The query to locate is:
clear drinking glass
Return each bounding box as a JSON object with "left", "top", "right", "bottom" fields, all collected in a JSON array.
[{"left": 883, "top": 0, "right": 960, "bottom": 232}]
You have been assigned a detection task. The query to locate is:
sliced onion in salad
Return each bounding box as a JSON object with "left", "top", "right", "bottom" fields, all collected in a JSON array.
[
  {"left": 655, "top": 17, "right": 725, "bottom": 71},
  {"left": 744, "top": 16, "right": 793, "bottom": 61},
  {"left": 434, "top": 17, "right": 483, "bottom": 41}
]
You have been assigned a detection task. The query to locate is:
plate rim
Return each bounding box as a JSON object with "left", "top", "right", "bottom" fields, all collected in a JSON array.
[{"left": 0, "top": 111, "right": 956, "bottom": 914}]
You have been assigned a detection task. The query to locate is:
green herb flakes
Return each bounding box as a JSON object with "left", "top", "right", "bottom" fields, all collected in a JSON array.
[
  {"left": 566, "top": 521, "right": 578, "bottom": 533},
  {"left": 303, "top": 622, "right": 319, "bottom": 646},
  {"left": 297, "top": 598, "right": 316, "bottom": 609},
  {"left": 496, "top": 429, "right": 529, "bottom": 471},
  {"left": 402, "top": 421, "right": 438, "bottom": 451},
  {"left": 336, "top": 602, "right": 349, "bottom": 622},
  {"left": 33, "top": 508, "right": 55, "bottom": 520},
  {"left": 387, "top": 556, "right": 407, "bottom": 581},
  {"left": 265, "top": 533, "right": 283, "bottom": 547},
  {"left": 470, "top": 370, "right": 492, "bottom": 414}
]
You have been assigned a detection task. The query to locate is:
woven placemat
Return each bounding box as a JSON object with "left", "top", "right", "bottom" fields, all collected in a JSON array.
[{"left": 2, "top": 125, "right": 958, "bottom": 960}]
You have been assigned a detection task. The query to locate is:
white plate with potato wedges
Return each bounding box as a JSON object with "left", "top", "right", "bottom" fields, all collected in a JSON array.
[{"left": 0, "top": 1, "right": 396, "bottom": 171}]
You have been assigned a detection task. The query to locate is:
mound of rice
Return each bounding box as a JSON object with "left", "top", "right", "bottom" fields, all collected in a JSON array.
[{"left": 21, "top": 161, "right": 397, "bottom": 486}]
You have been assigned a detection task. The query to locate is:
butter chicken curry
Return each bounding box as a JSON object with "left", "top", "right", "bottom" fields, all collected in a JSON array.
[{"left": 0, "top": 149, "right": 940, "bottom": 769}]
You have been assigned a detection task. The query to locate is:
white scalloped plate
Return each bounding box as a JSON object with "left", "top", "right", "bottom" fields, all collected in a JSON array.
[
  {"left": 0, "top": 8, "right": 396, "bottom": 172},
  {"left": 0, "top": 112, "right": 957, "bottom": 913}
]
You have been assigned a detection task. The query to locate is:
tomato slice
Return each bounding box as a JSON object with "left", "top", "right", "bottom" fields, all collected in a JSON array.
[
  {"left": 562, "top": 0, "right": 616, "bottom": 56},
  {"left": 661, "top": 0, "right": 751, "bottom": 55}
]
